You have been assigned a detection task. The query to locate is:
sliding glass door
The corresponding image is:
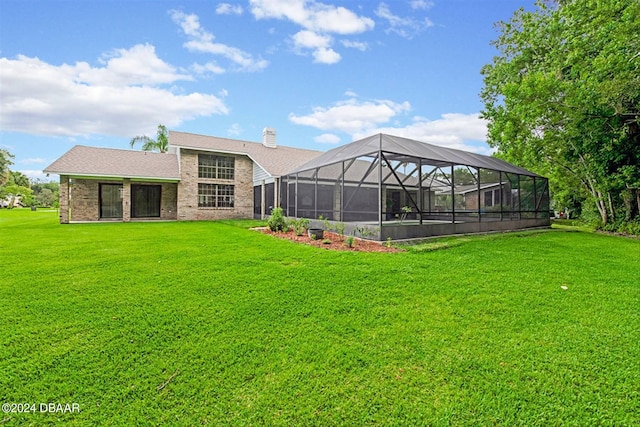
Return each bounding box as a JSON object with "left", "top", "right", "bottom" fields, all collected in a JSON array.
[
  {"left": 131, "top": 185, "right": 161, "bottom": 218},
  {"left": 99, "top": 184, "right": 123, "bottom": 219}
]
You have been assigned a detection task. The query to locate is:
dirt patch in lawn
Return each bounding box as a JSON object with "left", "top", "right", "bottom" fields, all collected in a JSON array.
[{"left": 256, "top": 228, "right": 403, "bottom": 253}]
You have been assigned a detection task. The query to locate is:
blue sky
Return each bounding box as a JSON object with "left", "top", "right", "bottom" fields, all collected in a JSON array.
[{"left": 0, "top": 0, "right": 535, "bottom": 181}]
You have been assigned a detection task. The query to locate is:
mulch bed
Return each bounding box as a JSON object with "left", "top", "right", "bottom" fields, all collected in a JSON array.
[{"left": 256, "top": 228, "right": 403, "bottom": 253}]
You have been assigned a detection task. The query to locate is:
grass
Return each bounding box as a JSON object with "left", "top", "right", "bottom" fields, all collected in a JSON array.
[{"left": 1, "top": 209, "right": 639, "bottom": 426}]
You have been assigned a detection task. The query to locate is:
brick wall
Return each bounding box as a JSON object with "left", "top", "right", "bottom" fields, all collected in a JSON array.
[
  {"left": 59, "top": 175, "right": 70, "bottom": 224},
  {"left": 465, "top": 192, "right": 479, "bottom": 210},
  {"left": 70, "top": 179, "right": 102, "bottom": 221},
  {"left": 177, "top": 149, "right": 253, "bottom": 220},
  {"left": 160, "top": 183, "right": 178, "bottom": 220}
]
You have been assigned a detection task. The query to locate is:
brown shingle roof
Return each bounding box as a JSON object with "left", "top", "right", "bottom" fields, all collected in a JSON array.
[
  {"left": 169, "top": 131, "right": 321, "bottom": 177},
  {"left": 44, "top": 145, "right": 180, "bottom": 180}
]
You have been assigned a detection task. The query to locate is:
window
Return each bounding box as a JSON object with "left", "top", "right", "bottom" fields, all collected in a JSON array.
[
  {"left": 484, "top": 190, "right": 493, "bottom": 207},
  {"left": 198, "top": 154, "right": 234, "bottom": 180},
  {"left": 100, "top": 184, "right": 123, "bottom": 218},
  {"left": 131, "top": 185, "right": 161, "bottom": 218},
  {"left": 198, "top": 184, "right": 234, "bottom": 208}
]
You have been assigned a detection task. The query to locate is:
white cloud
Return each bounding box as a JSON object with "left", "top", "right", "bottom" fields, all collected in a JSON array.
[
  {"left": 314, "top": 133, "right": 341, "bottom": 144},
  {"left": 292, "top": 30, "right": 331, "bottom": 49},
  {"left": 340, "top": 40, "right": 368, "bottom": 51},
  {"left": 191, "top": 61, "right": 226, "bottom": 75},
  {"left": 0, "top": 51, "right": 228, "bottom": 138},
  {"left": 289, "top": 98, "right": 411, "bottom": 134},
  {"left": 250, "top": 0, "right": 374, "bottom": 34},
  {"left": 22, "top": 158, "right": 47, "bottom": 165},
  {"left": 20, "top": 170, "right": 52, "bottom": 181},
  {"left": 216, "top": 3, "right": 243, "bottom": 15},
  {"left": 410, "top": 0, "right": 434, "bottom": 10},
  {"left": 170, "top": 10, "right": 268, "bottom": 72},
  {"left": 290, "top": 96, "right": 489, "bottom": 153},
  {"left": 291, "top": 30, "right": 341, "bottom": 64},
  {"left": 250, "top": 0, "right": 374, "bottom": 64},
  {"left": 375, "top": 2, "right": 434, "bottom": 39},
  {"left": 227, "top": 123, "right": 243, "bottom": 136},
  {"left": 312, "top": 47, "right": 341, "bottom": 64},
  {"left": 354, "top": 113, "right": 490, "bottom": 154}
]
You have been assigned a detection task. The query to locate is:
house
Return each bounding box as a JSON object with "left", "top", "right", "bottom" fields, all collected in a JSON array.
[
  {"left": 45, "top": 131, "right": 550, "bottom": 240},
  {"left": 44, "top": 129, "right": 320, "bottom": 223}
]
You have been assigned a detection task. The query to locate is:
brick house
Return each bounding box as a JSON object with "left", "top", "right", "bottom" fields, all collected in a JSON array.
[{"left": 44, "top": 129, "right": 320, "bottom": 223}]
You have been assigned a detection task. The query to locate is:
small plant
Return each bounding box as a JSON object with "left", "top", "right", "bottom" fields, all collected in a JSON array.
[
  {"left": 290, "top": 217, "right": 310, "bottom": 236},
  {"left": 318, "top": 215, "right": 331, "bottom": 231},
  {"left": 385, "top": 237, "right": 393, "bottom": 248},
  {"left": 267, "top": 207, "right": 288, "bottom": 232},
  {"left": 322, "top": 239, "right": 332, "bottom": 245},
  {"left": 309, "top": 233, "right": 318, "bottom": 240},
  {"left": 345, "top": 236, "right": 355, "bottom": 248},
  {"left": 400, "top": 206, "right": 412, "bottom": 223},
  {"left": 335, "top": 222, "right": 346, "bottom": 240},
  {"left": 354, "top": 226, "right": 380, "bottom": 239}
]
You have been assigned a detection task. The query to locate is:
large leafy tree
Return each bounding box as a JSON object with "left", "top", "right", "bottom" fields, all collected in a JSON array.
[
  {"left": 481, "top": 0, "right": 640, "bottom": 225},
  {"left": 0, "top": 166, "right": 33, "bottom": 208},
  {"left": 130, "top": 124, "right": 169, "bottom": 153},
  {"left": 0, "top": 149, "right": 14, "bottom": 186}
]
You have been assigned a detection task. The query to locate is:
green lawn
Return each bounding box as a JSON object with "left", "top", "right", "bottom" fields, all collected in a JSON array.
[{"left": 1, "top": 209, "right": 638, "bottom": 426}]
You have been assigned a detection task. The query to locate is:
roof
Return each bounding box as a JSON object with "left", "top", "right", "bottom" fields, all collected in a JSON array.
[
  {"left": 289, "top": 133, "right": 541, "bottom": 177},
  {"left": 169, "top": 131, "right": 321, "bottom": 177},
  {"left": 44, "top": 145, "right": 181, "bottom": 181}
]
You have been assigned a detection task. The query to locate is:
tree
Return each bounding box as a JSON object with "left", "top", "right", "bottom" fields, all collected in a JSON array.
[
  {"left": 130, "top": 124, "right": 169, "bottom": 153},
  {"left": 9, "top": 171, "right": 30, "bottom": 188},
  {"left": 480, "top": 0, "right": 640, "bottom": 227},
  {"left": 32, "top": 181, "right": 59, "bottom": 208},
  {"left": 2, "top": 184, "right": 33, "bottom": 208},
  {"left": 0, "top": 150, "right": 38, "bottom": 208},
  {"left": 36, "top": 188, "right": 56, "bottom": 207},
  {"left": 0, "top": 149, "right": 14, "bottom": 186}
]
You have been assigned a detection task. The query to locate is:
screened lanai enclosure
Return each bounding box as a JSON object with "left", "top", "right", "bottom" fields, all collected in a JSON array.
[{"left": 280, "top": 134, "right": 550, "bottom": 241}]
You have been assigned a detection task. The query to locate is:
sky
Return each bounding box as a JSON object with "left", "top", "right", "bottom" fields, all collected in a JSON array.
[{"left": 0, "top": 0, "right": 536, "bottom": 181}]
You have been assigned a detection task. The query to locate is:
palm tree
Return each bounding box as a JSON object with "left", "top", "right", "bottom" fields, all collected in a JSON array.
[{"left": 130, "top": 124, "right": 169, "bottom": 153}]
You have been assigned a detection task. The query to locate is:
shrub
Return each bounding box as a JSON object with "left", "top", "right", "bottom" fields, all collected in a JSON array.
[
  {"left": 616, "top": 219, "right": 640, "bottom": 235},
  {"left": 267, "top": 207, "right": 288, "bottom": 232},
  {"left": 290, "top": 218, "right": 310, "bottom": 236}
]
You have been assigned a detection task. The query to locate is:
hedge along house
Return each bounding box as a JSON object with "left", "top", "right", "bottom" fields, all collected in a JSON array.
[
  {"left": 281, "top": 133, "right": 550, "bottom": 241},
  {"left": 44, "top": 129, "right": 320, "bottom": 223}
]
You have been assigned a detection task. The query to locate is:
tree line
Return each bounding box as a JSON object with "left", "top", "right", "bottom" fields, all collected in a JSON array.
[{"left": 481, "top": 0, "right": 639, "bottom": 234}]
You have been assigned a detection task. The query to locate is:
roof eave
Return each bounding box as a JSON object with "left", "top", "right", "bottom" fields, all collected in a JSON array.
[{"left": 46, "top": 171, "right": 180, "bottom": 182}]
